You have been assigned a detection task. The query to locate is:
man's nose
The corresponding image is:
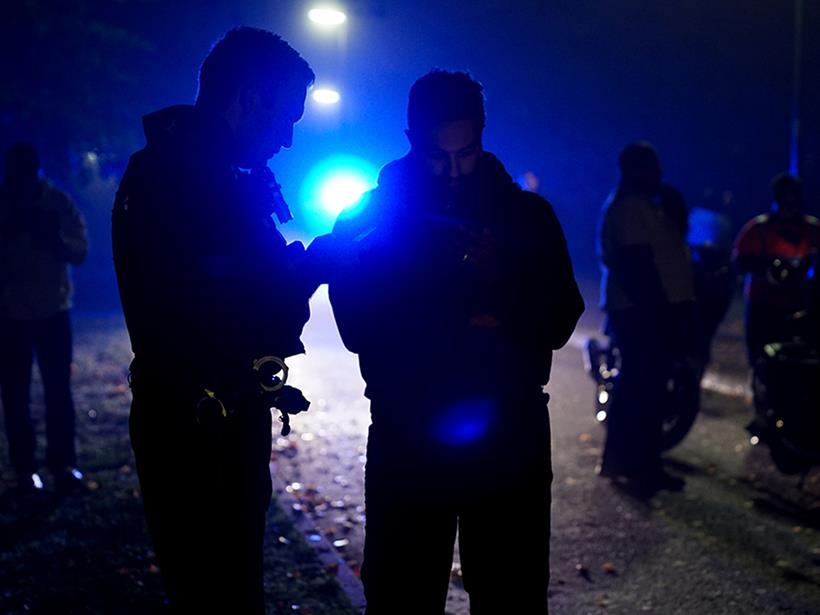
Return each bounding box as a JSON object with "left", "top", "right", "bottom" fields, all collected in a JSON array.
[{"left": 448, "top": 154, "right": 460, "bottom": 178}]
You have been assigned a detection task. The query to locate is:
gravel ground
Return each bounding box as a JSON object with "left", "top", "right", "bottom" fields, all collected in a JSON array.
[
  {"left": 280, "top": 288, "right": 820, "bottom": 615},
  {"left": 2, "top": 289, "right": 819, "bottom": 615},
  {"left": 0, "top": 315, "right": 358, "bottom": 615}
]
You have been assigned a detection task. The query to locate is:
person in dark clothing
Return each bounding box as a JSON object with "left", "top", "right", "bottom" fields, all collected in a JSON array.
[
  {"left": 597, "top": 143, "right": 692, "bottom": 494},
  {"left": 322, "top": 70, "right": 583, "bottom": 614},
  {"left": 112, "top": 28, "right": 315, "bottom": 614},
  {"left": 733, "top": 173, "right": 820, "bottom": 365},
  {"left": 0, "top": 143, "right": 88, "bottom": 494}
]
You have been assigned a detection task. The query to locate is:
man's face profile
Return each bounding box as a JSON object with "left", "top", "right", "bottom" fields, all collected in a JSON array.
[
  {"left": 413, "top": 119, "right": 483, "bottom": 189},
  {"left": 235, "top": 79, "right": 307, "bottom": 167}
]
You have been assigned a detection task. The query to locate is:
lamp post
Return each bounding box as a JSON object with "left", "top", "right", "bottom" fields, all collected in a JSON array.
[{"left": 790, "top": 0, "right": 804, "bottom": 176}]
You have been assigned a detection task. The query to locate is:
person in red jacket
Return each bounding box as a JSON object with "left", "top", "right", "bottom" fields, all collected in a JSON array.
[{"left": 732, "top": 173, "right": 820, "bottom": 365}]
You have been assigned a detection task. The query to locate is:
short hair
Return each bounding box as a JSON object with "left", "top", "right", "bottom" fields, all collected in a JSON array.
[
  {"left": 618, "top": 142, "right": 660, "bottom": 175},
  {"left": 771, "top": 172, "right": 802, "bottom": 202},
  {"left": 197, "top": 27, "right": 314, "bottom": 109},
  {"left": 407, "top": 69, "right": 486, "bottom": 134}
]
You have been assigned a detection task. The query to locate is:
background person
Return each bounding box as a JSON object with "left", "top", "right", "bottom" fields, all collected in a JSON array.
[
  {"left": 597, "top": 142, "right": 693, "bottom": 494},
  {"left": 733, "top": 173, "right": 820, "bottom": 365},
  {"left": 0, "top": 143, "right": 88, "bottom": 494}
]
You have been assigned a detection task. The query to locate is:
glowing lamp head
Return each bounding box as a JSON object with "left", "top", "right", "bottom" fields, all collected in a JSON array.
[
  {"left": 308, "top": 7, "right": 347, "bottom": 26},
  {"left": 312, "top": 88, "right": 341, "bottom": 105}
]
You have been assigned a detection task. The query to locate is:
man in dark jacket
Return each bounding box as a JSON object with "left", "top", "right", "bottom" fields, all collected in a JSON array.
[
  {"left": 112, "top": 28, "right": 315, "bottom": 613},
  {"left": 325, "top": 70, "right": 583, "bottom": 614}
]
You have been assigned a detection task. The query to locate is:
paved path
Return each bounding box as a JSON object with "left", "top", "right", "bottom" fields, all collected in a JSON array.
[{"left": 276, "top": 288, "right": 820, "bottom": 614}]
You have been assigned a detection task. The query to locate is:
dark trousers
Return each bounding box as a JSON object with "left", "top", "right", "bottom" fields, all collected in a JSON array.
[
  {"left": 0, "top": 310, "right": 76, "bottom": 474},
  {"left": 362, "top": 393, "right": 552, "bottom": 614},
  {"left": 129, "top": 380, "right": 273, "bottom": 614},
  {"left": 602, "top": 306, "right": 678, "bottom": 476}
]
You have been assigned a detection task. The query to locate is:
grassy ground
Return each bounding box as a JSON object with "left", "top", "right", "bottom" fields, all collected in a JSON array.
[{"left": 0, "top": 317, "right": 358, "bottom": 615}]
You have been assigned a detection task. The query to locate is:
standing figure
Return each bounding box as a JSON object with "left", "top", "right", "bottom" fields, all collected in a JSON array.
[
  {"left": 0, "top": 143, "right": 88, "bottom": 494},
  {"left": 733, "top": 173, "right": 820, "bottom": 365},
  {"left": 326, "top": 70, "right": 583, "bottom": 614},
  {"left": 112, "top": 28, "right": 315, "bottom": 613},
  {"left": 597, "top": 143, "right": 693, "bottom": 494}
]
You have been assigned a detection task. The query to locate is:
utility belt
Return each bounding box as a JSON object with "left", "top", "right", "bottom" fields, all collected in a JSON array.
[{"left": 128, "top": 354, "right": 309, "bottom": 435}]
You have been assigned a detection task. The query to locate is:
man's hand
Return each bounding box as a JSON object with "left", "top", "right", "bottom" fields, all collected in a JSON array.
[
  {"left": 306, "top": 234, "right": 341, "bottom": 279},
  {"left": 267, "top": 385, "right": 310, "bottom": 437},
  {"left": 268, "top": 385, "right": 310, "bottom": 414},
  {"left": 453, "top": 226, "right": 499, "bottom": 278}
]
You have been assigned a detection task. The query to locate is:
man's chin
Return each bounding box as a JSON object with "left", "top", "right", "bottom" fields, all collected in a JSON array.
[{"left": 236, "top": 150, "right": 278, "bottom": 170}]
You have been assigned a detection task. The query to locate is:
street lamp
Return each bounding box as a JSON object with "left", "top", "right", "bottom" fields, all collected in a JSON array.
[
  {"left": 312, "top": 88, "right": 341, "bottom": 105},
  {"left": 308, "top": 7, "right": 347, "bottom": 27}
]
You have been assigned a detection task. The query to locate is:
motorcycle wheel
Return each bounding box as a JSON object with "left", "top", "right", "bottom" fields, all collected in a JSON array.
[
  {"left": 769, "top": 439, "right": 812, "bottom": 475},
  {"left": 659, "top": 367, "right": 701, "bottom": 451}
]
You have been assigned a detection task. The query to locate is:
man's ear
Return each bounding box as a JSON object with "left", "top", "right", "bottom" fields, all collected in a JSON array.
[{"left": 238, "top": 84, "right": 259, "bottom": 112}]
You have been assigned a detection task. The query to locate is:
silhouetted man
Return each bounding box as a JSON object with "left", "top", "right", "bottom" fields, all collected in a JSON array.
[
  {"left": 112, "top": 28, "right": 314, "bottom": 613},
  {"left": 326, "top": 70, "right": 583, "bottom": 614},
  {"left": 597, "top": 142, "right": 692, "bottom": 493},
  {"left": 733, "top": 173, "right": 820, "bottom": 364},
  {"left": 0, "top": 143, "right": 88, "bottom": 494}
]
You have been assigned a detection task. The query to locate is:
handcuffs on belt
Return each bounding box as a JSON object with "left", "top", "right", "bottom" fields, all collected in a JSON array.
[{"left": 195, "top": 356, "right": 309, "bottom": 436}]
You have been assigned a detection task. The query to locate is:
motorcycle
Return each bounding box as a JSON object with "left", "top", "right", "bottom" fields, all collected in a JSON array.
[
  {"left": 747, "top": 254, "right": 820, "bottom": 478},
  {"left": 586, "top": 212, "right": 734, "bottom": 452},
  {"left": 584, "top": 335, "right": 701, "bottom": 451}
]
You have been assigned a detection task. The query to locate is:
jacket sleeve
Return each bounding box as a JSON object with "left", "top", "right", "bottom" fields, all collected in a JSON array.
[
  {"left": 327, "top": 230, "right": 401, "bottom": 355},
  {"left": 57, "top": 192, "right": 89, "bottom": 265},
  {"left": 497, "top": 195, "right": 584, "bottom": 350},
  {"left": 327, "top": 190, "right": 393, "bottom": 354}
]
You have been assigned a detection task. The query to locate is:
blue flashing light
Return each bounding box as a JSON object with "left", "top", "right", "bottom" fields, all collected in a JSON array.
[
  {"left": 318, "top": 174, "right": 369, "bottom": 214},
  {"left": 299, "top": 155, "right": 378, "bottom": 232},
  {"left": 431, "top": 397, "right": 495, "bottom": 447}
]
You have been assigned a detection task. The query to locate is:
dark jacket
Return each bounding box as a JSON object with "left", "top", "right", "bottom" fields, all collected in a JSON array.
[
  {"left": 112, "top": 105, "right": 311, "bottom": 388},
  {"left": 329, "top": 152, "right": 583, "bottom": 410}
]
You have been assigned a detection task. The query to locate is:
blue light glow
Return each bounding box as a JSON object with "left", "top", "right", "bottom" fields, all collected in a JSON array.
[
  {"left": 299, "top": 155, "right": 378, "bottom": 233},
  {"left": 431, "top": 397, "right": 495, "bottom": 446}
]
